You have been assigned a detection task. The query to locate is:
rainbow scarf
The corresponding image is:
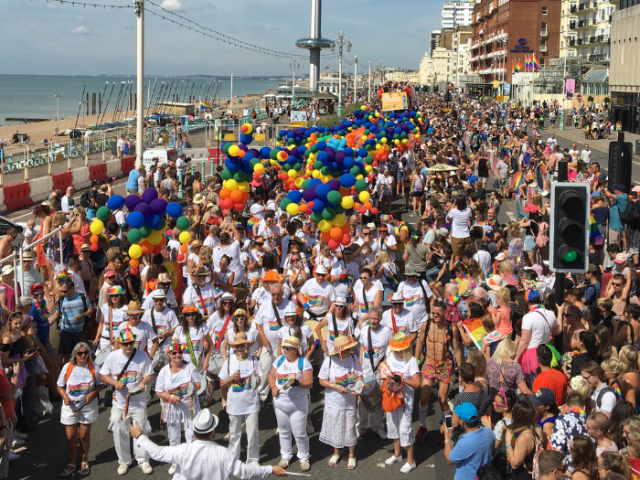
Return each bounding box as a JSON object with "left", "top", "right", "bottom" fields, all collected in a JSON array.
[
  {"left": 36, "top": 301, "right": 51, "bottom": 325},
  {"left": 589, "top": 215, "right": 603, "bottom": 246},
  {"left": 445, "top": 295, "right": 460, "bottom": 306}
]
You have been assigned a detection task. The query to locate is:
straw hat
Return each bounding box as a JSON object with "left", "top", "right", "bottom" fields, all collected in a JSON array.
[
  {"left": 227, "top": 331, "right": 255, "bottom": 347},
  {"left": 1, "top": 265, "right": 13, "bottom": 276},
  {"left": 282, "top": 336, "right": 302, "bottom": 350},
  {"left": 389, "top": 332, "right": 412, "bottom": 352},
  {"left": 150, "top": 289, "right": 167, "bottom": 299},
  {"left": 192, "top": 266, "right": 208, "bottom": 276},
  {"left": 330, "top": 336, "right": 359, "bottom": 356},
  {"left": 124, "top": 301, "right": 145, "bottom": 315},
  {"left": 22, "top": 251, "right": 35, "bottom": 261},
  {"left": 193, "top": 193, "right": 205, "bottom": 204},
  {"left": 232, "top": 308, "right": 248, "bottom": 320},
  {"left": 191, "top": 239, "right": 203, "bottom": 248},
  {"left": 486, "top": 275, "right": 504, "bottom": 292}
]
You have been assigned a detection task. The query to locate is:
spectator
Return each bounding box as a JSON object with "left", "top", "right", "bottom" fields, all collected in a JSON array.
[
  {"left": 569, "top": 435, "right": 599, "bottom": 480},
  {"left": 537, "top": 450, "right": 566, "bottom": 480},
  {"left": 580, "top": 361, "right": 617, "bottom": 416},
  {"left": 586, "top": 412, "right": 618, "bottom": 456},
  {"left": 604, "top": 184, "right": 628, "bottom": 250},
  {"left": 532, "top": 345, "right": 568, "bottom": 405},
  {"left": 550, "top": 392, "right": 588, "bottom": 472},
  {"left": 504, "top": 400, "right": 543, "bottom": 478},
  {"left": 446, "top": 197, "right": 473, "bottom": 256}
]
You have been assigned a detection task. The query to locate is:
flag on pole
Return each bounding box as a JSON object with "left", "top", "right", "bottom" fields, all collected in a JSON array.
[
  {"left": 511, "top": 60, "right": 515, "bottom": 74},
  {"left": 532, "top": 54, "right": 541, "bottom": 70},
  {"left": 515, "top": 61, "right": 521, "bottom": 73},
  {"left": 199, "top": 100, "right": 212, "bottom": 109}
]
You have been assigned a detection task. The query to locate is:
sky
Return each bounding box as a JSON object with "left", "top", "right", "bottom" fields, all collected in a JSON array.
[{"left": 2, "top": 0, "right": 442, "bottom": 76}]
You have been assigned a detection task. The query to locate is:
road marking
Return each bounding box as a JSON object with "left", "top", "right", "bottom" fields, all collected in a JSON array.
[{"left": 506, "top": 212, "right": 517, "bottom": 222}]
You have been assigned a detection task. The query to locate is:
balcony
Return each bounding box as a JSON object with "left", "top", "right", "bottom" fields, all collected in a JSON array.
[
  {"left": 587, "top": 53, "right": 611, "bottom": 63},
  {"left": 570, "top": 21, "right": 577, "bottom": 29},
  {"left": 540, "top": 45, "right": 548, "bottom": 52},
  {"left": 579, "top": 3, "right": 586, "bottom": 9},
  {"left": 578, "top": 37, "right": 584, "bottom": 44},
  {"left": 569, "top": 39, "right": 576, "bottom": 46},
  {"left": 541, "top": 30, "right": 548, "bottom": 37},
  {"left": 583, "top": 1, "right": 597, "bottom": 10},
  {"left": 589, "top": 36, "right": 597, "bottom": 43},
  {"left": 570, "top": 5, "right": 578, "bottom": 12},
  {"left": 609, "top": 14, "right": 612, "bottom": 22}
]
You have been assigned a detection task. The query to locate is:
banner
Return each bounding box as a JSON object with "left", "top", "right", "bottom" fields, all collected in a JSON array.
[
  {"left": 504, "top": 83, "right": 511, "bottom": 96},
  {"left": 565, "top": 79, "right": 575, "bottom": 100}
]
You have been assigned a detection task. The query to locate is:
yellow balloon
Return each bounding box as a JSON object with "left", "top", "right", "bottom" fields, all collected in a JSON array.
[
  {"left": 286, "top": 203, "right": 299, "bottom": 215},
  {"left": 359, "top": 191, "right": 371, "bottom": 203},
  {"left": 365, "top": 165, "right": 373, "bottom": 173},
  {"left": 312, "top": 170, "right": 321, "bottom": 178},
  {"left": 341, "top": 196, "right": 355, "bottom": 209},
  {"left": 333, "top": 214, "right": 347, "bottom": 228},
  {"left": 90, "top": 219, "right": 104, "bottom": 235},
  {"left": 402, "top": 139, "right": 408, "bottom": 145},
  {"left": 254, "top": 164, "right": 264, "bottom": 172},
  {"left": 238, "top": 182, "right": 249, "bottom": 193},
  {"left": 294, "top": 178, "right": 304, "bottom": 189},
  {"left": 394, "top": 139, "right": 400, "bottom": 145},
  {"left": 129, "top": 244, "right": 142, "bottom": 260},
  {"left": 381, "top": 137, "right": 387, "bottom": 144},
  {"left": 148, "top": 230, "right": 163, "bottom": 245},
  {"left": 356, "top": 174, "right": 364, "bottom": 180},
  {"left": 226, "top": 179, "right": 239, "bottom": 191},
  {"left": 228, "top": 145, "right": 240, "bottom": 157},
  {"left": 288, "top": 169, "right": 297, "bottom": 178},
  {"left": 179, "top": 231, "right": 192, "bottom": 244},
  {"left": 318, "top": 220, "right": 332, "bottom": 233}
]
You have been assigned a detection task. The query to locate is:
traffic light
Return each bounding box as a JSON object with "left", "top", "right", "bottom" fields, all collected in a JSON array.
[{"left": 549, "top": 182, "right": 590, "bottom": 273}]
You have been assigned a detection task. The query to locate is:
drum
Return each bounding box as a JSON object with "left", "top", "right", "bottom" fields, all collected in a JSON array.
[
  {"left": 359, "top": 376, "right": 382, "bottom": 411},
  {"left": 94, "top": 345, "right": 113, "bottom": 366},
  {"left": 207, "top": 353, "right": 224, "bottom": 377},
  {"left": 153, "top": 351, "right": 170, "bottom": 373}
]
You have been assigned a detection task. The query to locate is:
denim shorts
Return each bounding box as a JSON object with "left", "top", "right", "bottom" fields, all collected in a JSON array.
[{"left": 524, "top": 235, "right": 536, "bottom": 252}]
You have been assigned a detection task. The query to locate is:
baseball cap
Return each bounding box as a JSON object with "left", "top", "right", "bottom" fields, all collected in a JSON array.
[
  {"left": 524, "top": 289, "right": 540, "bottom": 301},
  {"left": 454, "top": 402, "right": 479, "bottom": 424},
  {"left": 597, "top": 173, "right": 607, "bottom": 181},
  {"left": 528, "top": 388, "right": 557, "bottom": 406},
  {"left": 613, "top": 183, "right": 625, "bottom": 192}
]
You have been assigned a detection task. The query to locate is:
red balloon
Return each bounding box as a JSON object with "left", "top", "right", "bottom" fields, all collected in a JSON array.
[
  {"left": 370, "top": 207, "right": 379, "bottom": 215},
  {"left": 359, "top": 207, "right": 367, "bottom": 214},
  {"left": 130, "top": 268, "right": 138, "bottom": 275},
  {"left": 328, "top": 239, "right": 340, "bottom": 250},
  {"left": 90, "top": 243, "right": 98, "bottom": 252},
  {"left": 152, "top": 244, "right": 163, "bottom": 254},
  {"left": 307, "top": 201, "right": 315, "bottom": 209},
  {"left": 221, "top": 198, "right": 234, "bottom": 209},
  {"left": 233, "top": 202, "right": 245, "bottom": 211},
  {"left": 253, "top": 172, "right": 261, "bottom": 180},
  {"left": 177, "top": 253, "right": 185, "bottom": 262},
  {"left": 340, "top": 234, "right": 351, "bottom": 246}
]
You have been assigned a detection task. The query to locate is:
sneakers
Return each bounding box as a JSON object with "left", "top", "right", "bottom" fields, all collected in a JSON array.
[
  {"left": 12, "top": 438, "right": 25, "bottom": 447},
  {"left": 415, "top": 426, "right": 428, "bottom": 444},
  {"left": 400, "top": 462, "right": 417, "bottom": 474},
  {"left": 168, "top": 464, "right": 177, "bottom": 475},
  {"left": 14, "top": 431, "right": 27, "bottom": 440},
  {"left": 278, "top": 458, "right": 290, "bottom": 469},
  {"left": 374, "top": 428, "right": 388, "bottom": 440},
  {"left": 117, "top": 464, "right": 129, "bottom": 476},
  {"left": 139, "top": 462, "right": 153, "bottom": 475},
  {"left": 300, "top": 459, "right": 311, "bottom": 472},
  {"left": 306, "top": 420, "right": 315, "bottom": 435},
  {"left": 385, "top": 455, "right": 403, "bottom": 465},
  {"left": 8, "top": 451, "right": 20, "bottom": 462}
]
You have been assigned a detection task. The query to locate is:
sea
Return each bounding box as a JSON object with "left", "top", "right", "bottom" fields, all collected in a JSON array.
[{"left": 0, "top": 75, "right": 284, "bottom": 126}]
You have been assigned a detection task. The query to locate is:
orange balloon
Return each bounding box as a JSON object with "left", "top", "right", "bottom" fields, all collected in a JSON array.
[
  {"left": 220, "top": 188, "right": 231, "bottom": 199},
  {"left": 242, "top": 191, "right": 250, "bottom": 201},
  {"left": 129, "top": 259, "right": 139, "bottom": 268},
  {"left": 319, "top": 231, "right": 332, "bottom": 242},
  {"left": 159, "top": 235, "right": 167, "bottom": 247},
  {"left": 90, "top": 234, "right": 98, "bottom": 244},
  {"left": 180, "top": 244, "right": 188, "bottom": 253},
  {"left": 230, "top": 190, "right": 243, "bottom": 202},
  {"left": 329, "top": 227, "right": 343, "bottom": 241},
  {"left": 298, "top": 204, "right": 308, "bottom": 213},
  {"left": 340, "top": 234, "right": 351, "bottom": 246},
  {"left": 141, "top": 245, "right": 149, "bottom": 256},
  {"left": 341, "top": 224, "right": 351, "bottom": 234},
  {"left": 354, "top": 203, "right": 362, "bottom": 210},
  {"left": 363, "top": 202, "right": 372, "bottom": 210}
]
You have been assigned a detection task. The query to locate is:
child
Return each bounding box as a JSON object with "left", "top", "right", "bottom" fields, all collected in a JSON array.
[
  {"left": 444, "top": 283, "right": 464, "bottom": 369},
  {"left": 23, "top": 219, "right": 36, "bottom": 248},
  {"left": 490, "top": 287, "right": 513, "bottom": 339},
  {"left": 67, "top": 257, "right": 87, "bottom": 296},
  {"left": 480, "top": 314, "right": 500, "bottom": 358}
]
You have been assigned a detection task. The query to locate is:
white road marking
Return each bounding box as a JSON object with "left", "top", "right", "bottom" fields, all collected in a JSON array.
[{"left": 506, "top": 211, "right": 517, "bottom": 222}]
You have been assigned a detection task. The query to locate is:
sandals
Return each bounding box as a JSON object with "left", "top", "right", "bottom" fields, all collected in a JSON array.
[
  {"left": 348, "top": 457, "right": 357, "bottom": 470},
  {"left": 79, "top": 462, "right": 90, "bottom": 476},
  {"left": 61, "top": 464, "right": 76, "bottom": 478},
  {"left": 329, "top": 454, "right": 340, "bottom": 466}
]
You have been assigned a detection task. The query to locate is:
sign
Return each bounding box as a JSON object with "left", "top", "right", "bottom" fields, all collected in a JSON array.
[
  {"left": 565, "top": 79, "right": 575, "bottom": 100},
  {"left": 503, "top": 83, "right": 511, "bottom": 96},
  {"left": 493, "top": 81, "right": 500, "bottom": 89},
  {"left": 290, "top": 110, "right": 308, "bottom": 125},
  {"left": 510, "top": 38, "right": 533, "bottom": 53},
  {"left": 576, "top": 94, "right": 582, "bottom": 102},
  {"left": 381, "top": 92, "right": 409, "bottom": 111},
  {"left": 496, "top": 95, "right": 505, "bottom": 102}
]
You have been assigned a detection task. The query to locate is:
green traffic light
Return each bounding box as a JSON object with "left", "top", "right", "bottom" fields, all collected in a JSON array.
[{"left": 562, "top": 250, "right": 578, "bottom": 263}]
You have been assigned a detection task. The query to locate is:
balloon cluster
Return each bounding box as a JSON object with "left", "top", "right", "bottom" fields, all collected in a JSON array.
[
  {"left": 88, "top": 187, "right": 192, "bottom": 274},
  {"left": 218, "top": 123, "right": 258, "bottom": 212}
]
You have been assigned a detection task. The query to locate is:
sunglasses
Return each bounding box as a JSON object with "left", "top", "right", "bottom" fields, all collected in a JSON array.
[
  {"left": 33, "top": 292, "right": 45, "bottom": 297},
  {"left": 185, "top": 312, "right": 198, "bottom": 317},
  {"left": 76, "top": 351, "right": 89, "bottom": 356},
  {"left": 153, "top": 298, "right": 165, "bottom": 302},
  {"left": 60, "top": 289, "right": 69, "bottom": 293},
  {"left": 291, "top": 258, "right": 300, "bottom": 261},
  {"left": 613, "top": 283, "right": 622, "bottom": 287},
  {"left": 222, "top": 301, "right": 233, "bottom": 305},
  {"left": 169, "top": 351, "right": 182, "bottom": 356},
  {"left": 360, "top": 276, "right": 370, "bottom": 280},
  {"left": 272, "top": 293, "right": 283, "bottom": 297},
  {"left": 283, "top": 347, "right": 296, "bottom": 351}
]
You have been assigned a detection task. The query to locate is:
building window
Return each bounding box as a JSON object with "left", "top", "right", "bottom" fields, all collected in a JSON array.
[
  {"left": 541, "top": 39, "right": 547, "bottom": 46},
  {"left": 540, "top": 58, "right": 546, "bottom": 67},
  {"left": 542, "top": 6, "right": 548, "bottom": 14}
]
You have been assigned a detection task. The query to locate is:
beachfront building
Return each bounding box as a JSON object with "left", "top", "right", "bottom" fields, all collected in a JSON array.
[
  {"left": 442, "top": 0, "right": 479, "bottom": 29},
  {"left": 559, "top": 0, "right": 617, "bottom": 62},
  {"left": 317, "top": 75, "right": 346, "bottom": 95}
]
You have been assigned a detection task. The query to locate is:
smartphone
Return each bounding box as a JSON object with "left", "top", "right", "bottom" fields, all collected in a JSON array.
[
  {"left": 445, "top": 414, "right": 453, "bottom": 430},
  {"left": 25, "top": 348, "right": 37, "bottom": 355}
]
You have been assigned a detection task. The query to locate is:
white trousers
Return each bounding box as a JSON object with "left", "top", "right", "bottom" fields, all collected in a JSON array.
[
  {"left": 228, "top": 412, "right": 260, "bottom": 464},
  {"left": 167, "top": 422, "right": 195, "bottom": 447},
  {"left": 110, "top": 406, "right": 150, "bottom": 466},
  {"left": 274, "top": 401, "right": 310, "bottom": 461},
  {"left": 258, "top": 350, "right": 277, "bottom": 402}
]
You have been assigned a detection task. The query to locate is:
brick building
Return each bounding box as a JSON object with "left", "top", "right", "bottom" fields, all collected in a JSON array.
[{"left": 470, "top": 0, "right": 562, "bottom": 86}]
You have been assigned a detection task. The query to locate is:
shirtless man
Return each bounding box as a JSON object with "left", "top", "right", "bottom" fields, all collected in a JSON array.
[
  {"left": 0, "top": 228, "right": 18, "bottom": 264},
  {"left": 413, "top": 300, "right": 451, "bottom": 444},
  {"left": 559, "top": 304, "right": 586, "bottom": 352}
]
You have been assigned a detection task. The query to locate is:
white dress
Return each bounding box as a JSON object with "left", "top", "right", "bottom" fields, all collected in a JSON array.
[{"left": 156, "top": 363, "right": 202, "bottom": 427}]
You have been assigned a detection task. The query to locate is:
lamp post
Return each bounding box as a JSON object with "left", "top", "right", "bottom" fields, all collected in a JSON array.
[
  {"left": 53, "top": 95, "right": 62, "bottom": 133},
  {"left": 290, "top": 58, "right": 300, "bottom": 108},
  {"left": 560, "top": 32, "right": 570, "bottom": 131},
  {"left": 330, "top": 31, "right": 351, "bottom": 118}
]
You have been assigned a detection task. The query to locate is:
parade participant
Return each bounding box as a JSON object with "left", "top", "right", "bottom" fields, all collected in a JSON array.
[
  {"left": 316, "top": 297, "right": 355, "bottom": 354},
  {"left": 352, "top": 267, "right": 383, "bottom": 333},
  {"left": 212, "top": 226, "right": 247, "bottom": 309},
  {"left": 141, "top": 273, "right": 177, "bottom": 310},
  {"left": 314, "top": 242, "right": 337, "bottom": 271},
  {"left": 224, "top": 306, "right": 261, "bottom": 359},
  {"left": 209, "top": 292, "right": 237, "bottom": 360},
  {"left": 155, "top": 343, "right": 202, "bottom": 475},
  {"left": 357, "top": 306, "right": 393, "bottom": 439},
  {"left": 247, "top": 270, "right": 284, "bottom": 313},
  {"left": 382, "top": 293, "right": 418, "bottom": 341},
  {"left": 277, "top": 303, "right": 314, "bottom": 359},
  {"left": 173, "top": 305, "right": 213, "bottom": 373},
  {"left": 57, "top": 342, "right": 104, "bottom": 477},
  {"left": 94, "top": 285, "right": 127, "bottom": 352},
  {"left": 329, "top": 246, "right": 360, "bottom": 304},
  {"left": 186, "top": 239, "right": 204, "bottom": 285},
  {"left": 318, "top": 336, "right": 363, "bottom": 470},
  {"left": 297, "top": 264, "right": 336, "bottom": 321},
  {"left": 130, "top": 409, "right": 287, "bottom": 479},
  {"left": 381, "top": 332, "right": 421, "bottom": 473},
  {"left": 255, "top": 283, "right": 293, "bottom": 404},
  {"left": 396, "top": 267, "right": 434, "bottom": 327},
  {"left": 207, "top": 306, "right": 243, "bottom": 407},
  {"left": 117, "top": 301, "right": 158, "bottom": 358},
  {"left": 184, "top": 267, "right": 217, "bottom": 317},
  {"left": 285, "top": 248, "right": 309, "bottom": 291},
  {"left": 140, "top": 289, "right": 179, "bottom": 350},
  {"left": 370, "top": 226, "right": 398, "bottom": 259},
  {"left": 414, "top": 300, "right": 452, "bottom": 444},
  {"left": 100, "top": 328, "right": 154, "bottom": 475},
  {"left": 219, "top": 332, "right": 261, "bottom": 465}
]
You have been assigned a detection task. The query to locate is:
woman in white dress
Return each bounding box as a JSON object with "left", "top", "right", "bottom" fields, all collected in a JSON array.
[
  {"left": 93, "top": 285, "right": 126, "bottom": 352},
  {"left": 268, "top": 335, "right": 314, "bottom": 472},
  {"left": 380, "top": 332, "right": 421, "bottom": 473},
  {"left": 57, "top": 342, "right": 104, "bottom": 477},
  {"left": 155, "top": 343, "right": 202, "bottom": 474},
  {"left": 172, "top": 305, "right": 213, "bottom": 374},
  {"left": 218, "top": 332, "right": 262, "bottom": 464},
  {"left": 318, "top": 336, "right": 363, "bottom": 470}
]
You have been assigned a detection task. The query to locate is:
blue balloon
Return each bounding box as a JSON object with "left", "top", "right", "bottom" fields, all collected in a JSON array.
[
  {"left": 144, "top": 214, "right": 162, "bottom": 230},
  {"left": 317, "top": 151, "right": 329, "bottom": 164},
  {"left": 126, "top": 211, "right": 144, "bottom": 229},
  {"left": 309, "top": 178, "right": 322, "bottom": 189},
  {"left": 287, "top": 191, "right": 303, "bottom": 204},
  {"left": 166, "top": 202, "right": 183, "bottom": 219},
  {"left": 106, "top": 194, "right": 125, "bottom": 210},
  {"left": 311, "top": 199, "right": 325, "bottom": 213},
  {"left": 339, "top": 174, "right": 357, "bottom": 188},
  {"left": 344, "top": 157, "right": 355, "bottom": 169},
  {"left": 316, "top": 141, "right": 326, "bottom": 151},
  {"left": 358, "top": 148, "right": 368, "bottom": 158},
  {"left": 316, "top": 184, "right": 331, "bottom": 199}
]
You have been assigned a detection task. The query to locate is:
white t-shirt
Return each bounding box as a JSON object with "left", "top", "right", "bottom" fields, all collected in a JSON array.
[
  {"left": 141, "top": 307, "right": 179, "bottom": 344},
  {"left": 155, "top": 362, "right": 201, "bottom": 407},
  {"left": 381, "top": 308, "right": 418, "bottom": 336},
  {"left": 330, "top": 260, "right": 361, "bottom": 298},
  {"left": 352, "top": 280, "right": 383, "bottom": 319},
  {"left": 101, "top": 349, "right": 153, "bottom": 410},
  {"left": 273, "top": 355, "right": 313, "bottom": 404},
  {"left": 319, "top": 354, "right": 362, "bottom": 411},
  {"left": 141, "top": 288, "right": 177, "bottom": 310},
  {"left": 277, "top": 324, "right": 313, "bottom": 355},
  {"left": 386, "top": 352, "right": 420, "bottom": 402},
  {"left": 448, "top": 208, "right": 472, "bottom": 238},
  {"left": 100, "top": 305, "right": 127, "bottom": 340},
  {"left": 592, "top": 382, "right": 617, "bottom": 415},
  {"left": 397, "top": 280, "right": 434, "bottom": 326},
  {"left": 250, "top": 203, "right": 266, "bottom": 220},
  {"left": 323, "top": 313, "right": 355, "bottom": 353},
  {"left": 116, "top": 320, "right": 157, "bottom": 353},
  {"left": 213, "top": 240, "right": 245, "bottom": 286},
  {"left": 219, "top": 355, "right": 261, "bottom": 416},
  {"left": 57, "top": 361, "right": 103, "bottom": 403},
  {"left": 370, "top": 236, "right": 397, "bottom": 259},
  {"left": 183, "top": 283, "right": 217, "bottom": 317},
  {"left": 360, "top": 325, "right": 393, "bottom": 376},
  {"left": 226, "top": 326, "right": 260, "bottom": 357},
  {"left": 173, "top": 324, "right": 209, "bottom": 366},
  {"left": 300, "top": 278, "right": 336, "bottom": 316},
  {"left": 256, "top": 223, "right": 280, "bottom": 252},
  {"left": 254, "top": 299, "right": 294, "bottom": 352},
  {"left": 207, "top": 315, "right": 234, "bottom": 354},
  {"left": 203, "top": 235, "right": 219, "bottom": 249},
  {"left": 521, "top": 308, "right": 557, "bottom": 349}
]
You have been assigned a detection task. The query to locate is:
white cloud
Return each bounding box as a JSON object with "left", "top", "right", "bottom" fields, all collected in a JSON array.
[
  {"left": 160, "top": 0, "right": 184, "bottom": 12},
  {"left": 72, "top": 26, "right": 91, "bottom": 35}
]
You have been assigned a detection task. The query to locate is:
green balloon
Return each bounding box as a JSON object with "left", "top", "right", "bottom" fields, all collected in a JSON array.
[
  {"left": 96, "top": 206, "right": 111, "bottom": 222},
  {"left": 302, "top": 179, "right": 311, "bottom": 190},
  {"left": 280, "top": 198, "right": 292, "bottom": 210},
  {"left": 334, "top": 205, "right": 345, "bottom": 215},
  {"left": 329, "top": 170, "right": 341, "bottom": 178},
  {"left": 355, "top": 179, "right": 368, "bottom": 192},
  {"left": 349, "top": 166, "right": 361, "bottom": 176},
  {"left": 313, "top": 161, "right": 323, "bottom": 170},
  {"left": 270, "top": 149, "right": 279, "bottom": 160},
  {"left": 233, "top": 171, "right": 247, "bottom": 183},
  {"left": 139, "top": 225, "right": 151, "bottom": 238},
  {"left": 310, "top": 211, "right": 322, "bottom": 224},
  {"left": 176, "top": 216, "right": 190, "bottom": 231},
  {"left": 221, "top": 169, "right": 232, "bottom": 181},
  {"left": 322, "top": 207, "right": 336, "bottom": 220},
  {"left": 320, "top": 166, "right": 330, "bottom": 176},
  {"left": 310, "top": 145, "right": 318, "bottom": 154},
  {"left": 250, "top": 158, "right": 260, "bottom": 167},
  {"left": 327, "top": 191, "right": 342, "bottom": 205},
  {"left": 127, "top": 229, "right": 142, "bottom": 244},
  {"left": 365, "top": 156, "right": 373, "bottom": 165},
  {"left": 293, "top": 163, "right": 302, "bottom": 171},
  {"left": 283, "top": 163, "right": 291, "bottom": 171}
]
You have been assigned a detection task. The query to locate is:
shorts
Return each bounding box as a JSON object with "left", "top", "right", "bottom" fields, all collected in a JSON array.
[
  {"left": 451, "top": 235, "right": 473, "bottom": 256},
  {"left": 499, "top": 178, "right": 510, "bottom": 189},
  {"left": 524, "top": 234, "right": 536, "bottom": 252},
  {"left": 412, "top": 190, "right": 424, "bottom": 198},
  {"left": 59, "top": 330, "right": 85, "bottom": 356},
  {"left": 422, "top": 358, "right": 453, "bottom": 383},
  {"left": 60, "top": 398, "right": 99, "bottom": 425}
]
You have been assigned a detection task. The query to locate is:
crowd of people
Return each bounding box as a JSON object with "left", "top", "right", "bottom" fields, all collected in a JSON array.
[{"left": 1, "top": 88, "right": 640, "bottom": 480}]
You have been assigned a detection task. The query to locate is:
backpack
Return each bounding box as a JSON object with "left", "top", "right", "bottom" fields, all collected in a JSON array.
[
  {"left": 80, "top": 189, "right": 93, "bottom": 209},
  {"left": 380, "top": 377, "right": 405, "bottom": 412},
  {"left": 619, "top": 200, "right": 640, "bottom": 227},
  {"left": 531, "top": 220, "right": 549, "bottom": 248}
]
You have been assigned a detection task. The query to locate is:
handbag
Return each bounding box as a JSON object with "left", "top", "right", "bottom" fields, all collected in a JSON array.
[
  {"left": 380, "top": 377, "right": 405, "bottom": 412},
  {"left": 104, "top": 348, "right": 136, "bottom": 408}
]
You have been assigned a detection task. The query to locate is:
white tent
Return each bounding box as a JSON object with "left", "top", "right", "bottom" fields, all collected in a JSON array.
[
  {"left": 263, "top": 94, "right": 276, "bottom": 97},
  {"left": 278, "top": 85, "right": 289, "bottom": 89}
]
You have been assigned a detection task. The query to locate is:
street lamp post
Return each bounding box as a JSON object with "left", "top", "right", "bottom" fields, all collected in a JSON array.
[
  {"left": 53, "top": 95, "right": 62, "bottom": 133},
  {"left": 290, "top": 58, "right": 300, "bottom": 108},
  {"left": 330, "top": 31, "right": 351, "bottom": 118},
  {"left": 560, "top": 32, "right": 570, "bottom": 131}
]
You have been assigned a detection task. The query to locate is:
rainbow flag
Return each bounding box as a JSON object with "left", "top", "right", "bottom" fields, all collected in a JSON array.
[
  {"left": 275, "top": 246, "right": 282, "bottom": 256},
  {"left": 513, "top": 172, "right": 526, "bottom": 192},
  {"left": 200, "top": 100, "right": 212, "bottom": 109},
  {"left": 487, "top": 260, "right": 499, "bottom": 278},
  {"left": 385, "top": 272, "right": 399, "bottom": 289},
  {"left": 532, "top": 54, "right": 541, "bottom": 70},
  {"left": 525, "top": 56, "right": 531, "bottom": 70},
  {"left": 511, "top": 62, "right": 515, "bottom": 75},
  {"left": 462, "top": 317, "right": 488, "bottom": 349},
  {"left": 589, "top": 215, "right": 603, "bottom": 246},
  {"left": 515, "top": 61, "right": 522, "bottom": 73}
]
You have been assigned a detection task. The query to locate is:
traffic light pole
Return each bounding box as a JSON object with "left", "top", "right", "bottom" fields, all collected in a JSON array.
[{"left": 554, "top": 161, "right": 568, "bottom": 308}]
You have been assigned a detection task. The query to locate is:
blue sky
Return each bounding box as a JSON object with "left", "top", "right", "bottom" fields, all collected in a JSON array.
[{"left": 3, "top": 0, "right": 439, "bottom": 76}]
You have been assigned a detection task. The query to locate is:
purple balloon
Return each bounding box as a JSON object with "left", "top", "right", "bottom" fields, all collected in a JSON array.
[
  {"left": 328, "top": 179, "right": 341, "bottom": 191},
  {"left": 141, "top": 188, "right": 158, "bottom": 204},
  {"left": 335, "top": 151, "right": 346, "bottom": 163},
  {"left": 150, "top": 198, "right": 168, "bottom": 216},
  {"left": 302, "top": 189, "right": 317, "bottom": 202},
  {"left": 124, "top": 195, "right": 143, "bottom": 212},
  {"left": 134, "top": 203, "right": 152, "bottom": 219}
]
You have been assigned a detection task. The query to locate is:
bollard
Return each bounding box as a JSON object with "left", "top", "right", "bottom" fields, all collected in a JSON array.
[
  {"left": 25, "top": 145, "right": 29, "bottom": 181},
  {"left": 178, "top": 168, "right": 183, "bottom": 199},
  {"left": 68, "top": 138, "right": 72, "bottom": 171}
]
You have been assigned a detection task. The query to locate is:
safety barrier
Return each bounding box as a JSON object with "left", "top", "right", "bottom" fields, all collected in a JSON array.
[
  {"left": 30, "top": 176, "right": 53, "bottom": 203},
  {"left": 89, "top": 163, "right": 108, "bottom": 183},
  {"left": 121, "top": 156, "right": 136, "bottom": 175},
  {"left": 208, "top": 147, "right": 222, "bottom": 164},
  {"left": 4, "top": 182, "right": 32, "bottom": 212},
  {"left": 52, "top": 171, "right": 73, "bottom": 193},
  {"left": 74, "top": 167, "right": 91, "bottom": 191}
]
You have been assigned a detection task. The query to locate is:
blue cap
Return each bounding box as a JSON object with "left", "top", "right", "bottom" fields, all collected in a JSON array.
[
  {"left": 591, "top": 191, "right": 601, "bottom": 199},
  {"left": 454, "top": 402, "right": 478, "bottom": 423}
]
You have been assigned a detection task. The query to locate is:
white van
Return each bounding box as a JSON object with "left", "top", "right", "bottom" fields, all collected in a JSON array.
[{"left": 143, "top": 148, "right": 179, "bottom": 170}]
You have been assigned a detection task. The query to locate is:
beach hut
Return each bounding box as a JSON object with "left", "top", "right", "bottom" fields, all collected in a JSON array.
[{"left": 313, "top": 91, "right": 337, "bottom": 115}]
